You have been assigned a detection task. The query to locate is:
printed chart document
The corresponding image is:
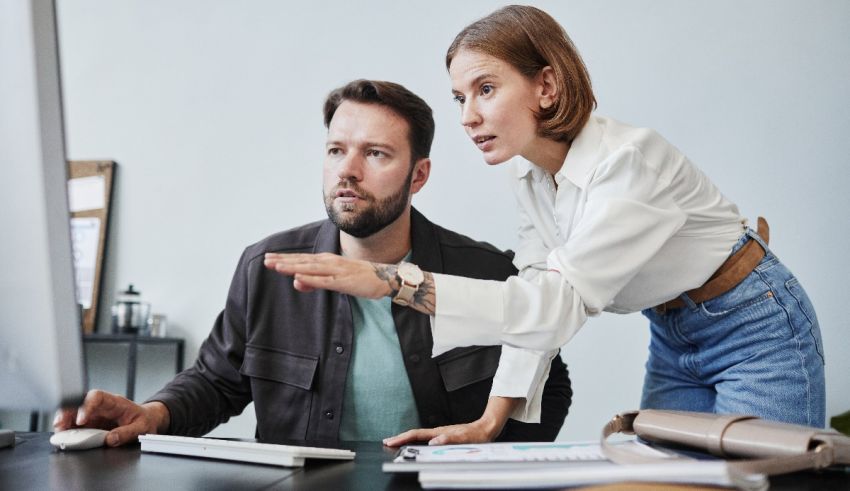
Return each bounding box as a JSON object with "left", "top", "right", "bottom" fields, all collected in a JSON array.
[
  {"left": 383, "top": 440, "right": 664, "bottom": 472},
  {"left": 384, "top": 441, "right": 767, "bottom": 491}
]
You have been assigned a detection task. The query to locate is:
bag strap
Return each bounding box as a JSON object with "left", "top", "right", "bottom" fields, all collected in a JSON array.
[
  {"left": 727, "top": 446, "right": 836, "bottom": 476},
  {"left": 601, "top": 410, "right": 661, "bottom": 465},
  {"left": 601, "top": 411, "right": 838, "bottom": 476}
]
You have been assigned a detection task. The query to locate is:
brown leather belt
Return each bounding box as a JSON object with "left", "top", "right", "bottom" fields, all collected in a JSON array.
[{"left": 655, "top": 217, "right": 769, "bottom": 313}]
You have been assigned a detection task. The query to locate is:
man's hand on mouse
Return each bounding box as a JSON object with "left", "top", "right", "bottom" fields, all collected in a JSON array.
[{"left": 53, "top": 389, "right": 171, "bottom": 447}]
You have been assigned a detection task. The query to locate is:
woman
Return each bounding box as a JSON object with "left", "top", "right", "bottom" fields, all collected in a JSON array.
[{"left": 265, "top": 5, "right": 825, "bottom": 434}]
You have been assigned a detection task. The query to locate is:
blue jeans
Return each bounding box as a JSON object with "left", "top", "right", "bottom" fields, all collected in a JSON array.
[{"left": 640, "top": 228, "right": 826, "bottom": 427}]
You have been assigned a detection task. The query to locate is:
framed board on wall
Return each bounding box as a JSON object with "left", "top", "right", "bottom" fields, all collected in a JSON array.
[{"left": 67, "top": 160, "right": 115, "bottom": 334}]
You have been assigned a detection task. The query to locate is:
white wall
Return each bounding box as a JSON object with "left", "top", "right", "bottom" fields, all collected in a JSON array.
[{"left": 53, "top": 0, "right": 850, "bottom": 440}]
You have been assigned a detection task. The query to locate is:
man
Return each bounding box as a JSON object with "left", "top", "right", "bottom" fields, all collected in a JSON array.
[{"left": 55, "top": 80, "right": 571, "bottom": 446}]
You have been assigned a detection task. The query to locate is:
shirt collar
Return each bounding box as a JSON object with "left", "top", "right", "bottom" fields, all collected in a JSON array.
[
  {"left": 512, "top": 116, "right": 604, "bottom": 190},
  {"left": 512, "top": 155, "right": 534, "bottom": 179}
]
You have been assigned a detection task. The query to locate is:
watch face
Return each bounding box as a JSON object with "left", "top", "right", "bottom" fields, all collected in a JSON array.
[{"left": 398, "top": 262, "right": 424, "bottom": 284}]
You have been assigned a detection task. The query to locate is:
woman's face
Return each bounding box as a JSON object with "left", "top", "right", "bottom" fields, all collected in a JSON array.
[{"left": 449, "top": 49, "right": 545, "bottom": 165}]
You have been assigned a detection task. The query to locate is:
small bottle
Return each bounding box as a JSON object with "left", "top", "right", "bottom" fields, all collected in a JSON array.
[{"left": 147, "top": 313, "right": 168, "bottom": 337}]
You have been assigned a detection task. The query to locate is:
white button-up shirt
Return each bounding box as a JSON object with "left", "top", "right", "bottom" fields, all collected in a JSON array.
[{"left": 432, "top": 116, "right": 745, "bottom": 422}]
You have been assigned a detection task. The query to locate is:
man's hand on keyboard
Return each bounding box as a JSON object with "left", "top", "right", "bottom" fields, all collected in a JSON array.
[{"left": 53, "top": 389, "right": 171, "bottom": 447}]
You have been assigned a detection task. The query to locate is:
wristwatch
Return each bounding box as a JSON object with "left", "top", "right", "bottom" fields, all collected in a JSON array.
[{"left": 393, "top": 262, "right": 424, "bottom": 306}]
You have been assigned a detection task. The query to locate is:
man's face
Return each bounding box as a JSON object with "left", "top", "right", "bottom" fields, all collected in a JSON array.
[{"left": 323, "top": 101, "right": 415, "bottom": 238}]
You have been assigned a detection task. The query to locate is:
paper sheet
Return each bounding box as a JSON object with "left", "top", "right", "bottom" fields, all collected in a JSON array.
[
  {"left": 418, "top": 461, "right": 768, "bottom": 490},
  {"left": 395, "top": 441, "right": 668, "bottom": 463},
  {"left": 70, "top": 217, "right": 100, "bottom": 309},
  {"left": 68, "top": 175, "right": 105, "bottom": 212}
]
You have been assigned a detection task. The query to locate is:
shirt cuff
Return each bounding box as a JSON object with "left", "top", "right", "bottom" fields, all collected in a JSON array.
[
  {"left": 430, "top": 273, "right": 505, "bottom": 356},
  {"left": 488, "top": 346, "right": 557, "bottom": 424}
]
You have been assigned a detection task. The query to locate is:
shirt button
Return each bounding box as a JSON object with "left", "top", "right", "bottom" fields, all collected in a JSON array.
[
  {"left": 335, "top": 345, "right": 344, "bottom": 354},
  {"left": 409, "top": 354, "right": 420, "bottom": 363},
  {"left": 325, "top": 410, "right": 334, "bottom": 420}
]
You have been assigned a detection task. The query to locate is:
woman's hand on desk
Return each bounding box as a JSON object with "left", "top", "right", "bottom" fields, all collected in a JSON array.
[
  {"left": 53, "top": 389, "right": 170, "bottom": 447},
  {"left": 383, "top": 396, "right": 518, "bottom": 447}
]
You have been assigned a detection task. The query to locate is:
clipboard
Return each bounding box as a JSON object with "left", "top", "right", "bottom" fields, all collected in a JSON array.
[{"left": 67, "top": 160, "right": 115, "bottom": 334}]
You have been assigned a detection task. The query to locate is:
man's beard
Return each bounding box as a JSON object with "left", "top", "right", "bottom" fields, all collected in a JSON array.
[{"left": 324, "top": 169, "right": 413, "bottom": 239}]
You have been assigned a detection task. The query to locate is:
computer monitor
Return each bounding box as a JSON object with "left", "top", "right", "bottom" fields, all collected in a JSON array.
[{"left": 0, "top": 0, "right": 86, "bottom": 411}]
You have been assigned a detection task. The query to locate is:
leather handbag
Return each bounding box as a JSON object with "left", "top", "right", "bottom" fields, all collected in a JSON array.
[{"left": 601, "top": 409, "right": 850, "bottom": 476}]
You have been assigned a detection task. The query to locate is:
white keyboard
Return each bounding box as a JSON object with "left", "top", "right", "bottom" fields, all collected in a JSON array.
[{"left": 138, "top": 434, "right": 355, "bottom": 467}]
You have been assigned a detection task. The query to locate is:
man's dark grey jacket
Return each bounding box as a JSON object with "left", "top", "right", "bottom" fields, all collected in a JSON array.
[{"left": 150, "top": 208, "right": 571, "bottom": 442}]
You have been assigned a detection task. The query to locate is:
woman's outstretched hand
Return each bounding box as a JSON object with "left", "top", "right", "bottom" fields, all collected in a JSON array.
[
  {"left": 263, "top": 252, "right": 437, "bottom": 315},
  {"left": 263, "top": 252, "right": 394, "bottom": 298}
]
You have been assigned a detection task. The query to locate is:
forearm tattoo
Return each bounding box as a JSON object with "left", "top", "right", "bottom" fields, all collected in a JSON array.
[
  {"left": 412, "top": 273, "right": 436, "bottom": 314},
  {"left": 371, "top": 264, "right": 437, "bottom": 315},
  {"left": 373, "top": 264, "right": 400, "bottom": 296}
]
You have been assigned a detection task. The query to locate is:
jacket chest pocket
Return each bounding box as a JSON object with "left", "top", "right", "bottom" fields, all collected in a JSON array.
[
  {"left": 241, "top": 344, "right": 319, "bottom": 389},
  {"left": 241, "top": 344, "right": 319, "bottom": 441}
]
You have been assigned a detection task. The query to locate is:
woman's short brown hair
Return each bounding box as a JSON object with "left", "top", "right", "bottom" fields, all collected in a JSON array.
[{"left": 446, "top": 5, "right": 596, "bottom": 143}]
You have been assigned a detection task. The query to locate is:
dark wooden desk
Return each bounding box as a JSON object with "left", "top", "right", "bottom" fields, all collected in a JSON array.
[
  {"left": 1, "top": 433, "right": 847, "bottom": 490},
  {"left": 0, "top": 433, "right": 417, "bottom": 490}
]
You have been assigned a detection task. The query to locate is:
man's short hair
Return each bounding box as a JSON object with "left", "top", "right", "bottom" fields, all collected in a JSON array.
[{"left": 323, "top": 80, "right": 435, "bottom": 163}]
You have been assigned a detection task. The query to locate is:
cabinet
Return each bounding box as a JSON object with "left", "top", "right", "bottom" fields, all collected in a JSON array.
[{"left": 83, "top": 334, "right": 185, "bottom": 401}]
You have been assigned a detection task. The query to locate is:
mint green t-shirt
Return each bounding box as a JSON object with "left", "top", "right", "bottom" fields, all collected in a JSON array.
[{"left": 338, "top": 291, "right": 421, "bottom": 440}]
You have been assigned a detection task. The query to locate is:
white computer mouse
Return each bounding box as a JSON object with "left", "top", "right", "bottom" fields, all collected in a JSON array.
[{"left": 49, "top": 428, "right": 109, "bottom": 451}]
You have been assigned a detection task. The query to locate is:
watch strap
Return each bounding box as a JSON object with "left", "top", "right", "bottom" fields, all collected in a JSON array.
[{"left": 394, "top": 282, "right": 416, "bottom": 306}]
